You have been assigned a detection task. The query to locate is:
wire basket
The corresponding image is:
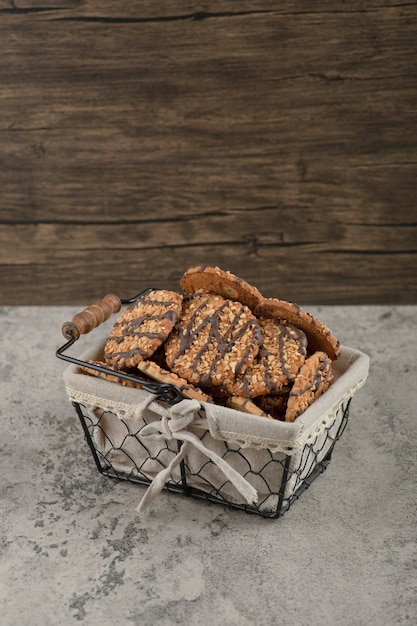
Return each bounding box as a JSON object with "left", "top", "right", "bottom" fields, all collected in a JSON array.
[{"left": 57, "top": 292, "right": 369, "bottom": 518}]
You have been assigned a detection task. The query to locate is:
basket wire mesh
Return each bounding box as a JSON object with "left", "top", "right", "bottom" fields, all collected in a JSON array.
[{"left": 72, "top": 398, "right": 351, "bottom": 519}]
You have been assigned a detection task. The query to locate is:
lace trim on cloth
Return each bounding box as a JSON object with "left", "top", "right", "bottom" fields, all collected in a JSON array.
[
  {"left": 65, "top": 374, "right": 366, "bottom": 455},
  {"left": 210, "top": 377, "right": 367, "bottom": 453},
  {"left": 66, "top": 387, "right": 154, "bottom": 421},
  {"left": 66, "top": 387, "right": 258, "bottom": 512},
  {"left": 63, "top": 344, "right": 369, "bottom": 513}
]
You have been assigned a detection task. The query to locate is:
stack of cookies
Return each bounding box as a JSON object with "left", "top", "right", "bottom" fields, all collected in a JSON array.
[{"left": 83, "top": 266, "right": 340, "bottom": 422}]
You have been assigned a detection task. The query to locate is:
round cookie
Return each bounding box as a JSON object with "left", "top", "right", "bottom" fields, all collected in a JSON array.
[
  {"left": 223, "top": 318, "right": 307, "bottom": 398},
  {"left": 284, "top": 351, "right": 334, "bottom": 422},
  {"left": 104, "top": 289, "right": 183, "bottom": 368},
  {"left": 164, "top": 293, "right": 262, "bottom": 388},
  {"left": 135, "top": 359, "right": 212, "bottom": 403},
  {"left": 180, "top": 265, "right": 264, "bottom": 311},
  {"left": 255, "top": 298, "right": 340, "bottom": 361}
]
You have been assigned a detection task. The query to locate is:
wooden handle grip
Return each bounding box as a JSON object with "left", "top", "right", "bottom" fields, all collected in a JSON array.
[{"left": 61, "top": 293, "right": 122, "bottom": 339}]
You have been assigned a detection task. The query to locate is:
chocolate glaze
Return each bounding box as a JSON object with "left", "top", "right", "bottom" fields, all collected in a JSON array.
[
  {"left": 105, "top": 295, "right": 180, "bottom": 361},
  {"left": 234, "top": 320, "right": 307, "bottom": 396},
  {"left": 290, "top": 355, "right": 331, "bottom": 398},
  {"left": 274, "top": 320, "right": 307, "bottom": 380},
  {"left": 169, "top": 297, "right": 261, "bottom": 387}
]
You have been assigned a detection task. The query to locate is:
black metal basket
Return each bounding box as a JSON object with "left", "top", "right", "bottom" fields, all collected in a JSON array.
[
  {"left": 57, "top": 290, "right": 361, "bottom": 519},
  {"left": 65, "top": 397, "right": 350, "bottom": 518}
]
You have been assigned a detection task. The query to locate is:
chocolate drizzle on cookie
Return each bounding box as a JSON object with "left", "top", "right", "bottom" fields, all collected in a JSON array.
[
  {"left": 164, "top": 294, "right": 262, "bottom": 388},
  {"left": 222, "top": 317, "right": 307, "bottom": 398},
  {"left": 79, "top": 266, "right": 339, "bottom": 421},
  {"left": 284, "top": 351, "right": 334, "bottom": 422},
  {"left": 289, "top": 354, "right": 331, "bottom": 398},
  {"left": 275, "top": 320, "right": 307, "bottom": 381},
  {"left": 104, "top": 290, "right": 183, "bottom": 368}
]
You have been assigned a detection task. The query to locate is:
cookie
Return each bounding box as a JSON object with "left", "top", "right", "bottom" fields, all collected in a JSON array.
[
  {"left": 180, "top": 265, "right": 264, "bottom": 311},
  {"left": 255, "top": 298, "right": 340, "bottom": 361},
  {"left": 224, "top": 318, "right": 307, "bottom": 398},
  {"left": 226, "top": 395, "right": 272, "bottom": 418},
  {"left": 79, "top": 360, "right": 144, "bottom": 389},
  {"left": 104, "top": 289, "right": 183, "bottom": 368},
  {"left": 284, "top": 351, "right": 334, "bottom": 422},
  {"left": 135, "top": 359, "right": 212, "bottom": 403},
  {"left": 164, "top": 293, "right": 262, "bottom": 388}
]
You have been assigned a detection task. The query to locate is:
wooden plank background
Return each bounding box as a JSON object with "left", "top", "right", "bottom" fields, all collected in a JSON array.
[{"left": 1, "top": 0, "right": 416, "bottom": 305}]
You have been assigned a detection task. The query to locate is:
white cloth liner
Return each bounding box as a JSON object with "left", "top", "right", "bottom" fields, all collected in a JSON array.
[{"left": 63, "top": 343, "right": 369, "bottom": 513}]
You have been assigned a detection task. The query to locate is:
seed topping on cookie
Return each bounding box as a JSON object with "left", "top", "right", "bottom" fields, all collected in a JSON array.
[
  {"left": 104, "top": 289, "right": 183, "bottom": 368},
  {"left": 224, "top": 318, "right": 307, "bottom": 398},
  {"left": 135, "top": 359, "right": 212, "bottom": 403},
  {"left": 285, "top": 351, "right": 334, "bottom": 422},
  {"left": 164, "top": 293, "right": 262, "bottom": 388},
  {"left": 226, "top": 395, "right": 272, "bottom": 418},
  {"left": 80, "top": 266, "right": 340, "bottom": 420}
]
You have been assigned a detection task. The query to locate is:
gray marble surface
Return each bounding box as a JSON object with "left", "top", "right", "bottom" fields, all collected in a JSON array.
[{"left": 1, "top": 305, "right": 416, "bottom": 626}]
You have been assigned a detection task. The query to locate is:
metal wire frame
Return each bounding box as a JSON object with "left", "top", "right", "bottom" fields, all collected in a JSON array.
[
  {"left": 71, "top": 398, "right": 351, "bottom": 519},
  {"left": 57, "top": 289, "right": 352, "bottom": 518},
  {"left": 56, "top": 289, "right": 185, "bottom": 405}
]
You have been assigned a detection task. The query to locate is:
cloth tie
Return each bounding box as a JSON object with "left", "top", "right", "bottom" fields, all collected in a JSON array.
[{"left": 135, "top": 398, "right": 258, "bottom": 513}]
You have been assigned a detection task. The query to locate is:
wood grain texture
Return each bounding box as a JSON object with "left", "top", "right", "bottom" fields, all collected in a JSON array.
[{"left": 1, "top": 1, "right": 416, "bottom": 304}]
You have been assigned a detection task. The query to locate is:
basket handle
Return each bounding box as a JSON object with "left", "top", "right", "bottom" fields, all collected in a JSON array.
[{"left": 61, "top": 294, "right": 122, "bottom": 339}]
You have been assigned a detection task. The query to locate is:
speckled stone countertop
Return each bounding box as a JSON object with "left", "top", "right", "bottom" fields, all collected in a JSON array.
[{"left": 1, "top": 305, "right": 416, "bottom": 626}]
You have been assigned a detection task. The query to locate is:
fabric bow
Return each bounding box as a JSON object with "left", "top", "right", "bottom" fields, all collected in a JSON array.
[{"left": 135, "top": 398, "right": 258, "bottom": 513}]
